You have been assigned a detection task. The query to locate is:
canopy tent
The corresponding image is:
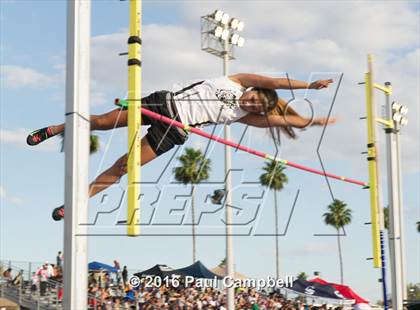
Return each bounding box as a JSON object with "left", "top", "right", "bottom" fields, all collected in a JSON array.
[
  {"left": 309, "top": 278, "right": 369, "bottom": 305},
  {"left": 171, "top": 261, "right": 222, "bottom": 279},
  {"left": 211, "top": 265, "right": 248, "bottom": 280},
  {"left": 88, "top": 261, "right": 118, "bottom": 273},
  {"left": 287, "top": 278, "right": 350, "bottom": 301},
  {"left": 0, "top": 298, "right": 19, "bottom": 310},
  {"left": 353, "top": 304, "right": 372, "bottom": 310},
  {"left": 134, "top": 264, "right": 174, "bottom": 278}
]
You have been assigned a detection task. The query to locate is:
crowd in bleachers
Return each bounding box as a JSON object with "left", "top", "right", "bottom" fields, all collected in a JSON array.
[
  {"left": 85, "top": 283, "right": 345, "bottom": 310},
  {"left": 1, "top": 255, "right": 346, "bottom": 310}
]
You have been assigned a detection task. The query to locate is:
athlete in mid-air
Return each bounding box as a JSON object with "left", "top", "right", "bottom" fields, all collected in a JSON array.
[{"left": 26, "top": 73, "right": 335, "bottom": 220}]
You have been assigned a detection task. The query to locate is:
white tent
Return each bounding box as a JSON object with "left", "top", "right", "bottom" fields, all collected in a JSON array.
[{"left": 210, "top": 265, "right": 248, "bottom": 280}]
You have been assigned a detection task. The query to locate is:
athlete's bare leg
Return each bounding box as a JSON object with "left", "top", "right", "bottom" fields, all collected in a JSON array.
[
  {"left": 88, "top": 136, "right": 157, "bottom": 198},
  {"left": 49, "top": 109, "right": 130, "bottom": 135}
]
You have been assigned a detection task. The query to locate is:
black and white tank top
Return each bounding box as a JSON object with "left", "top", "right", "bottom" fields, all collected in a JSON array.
[{"left": 172, "top": 76, "right": 248, "bottom": 128}]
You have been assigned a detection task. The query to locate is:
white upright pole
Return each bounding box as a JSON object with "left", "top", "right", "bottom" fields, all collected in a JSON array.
[
  {"left": 63, "top": 1, "right": 90, "bottom": 309},
  {"left": 384, "top": 82, "right": 403, "bottom": 310},
  {"left": 223, "top": 31, "right": 235, "bottom": 310},
  {"left": 395, "top": 113, "right": 407, "bottom": 302}
]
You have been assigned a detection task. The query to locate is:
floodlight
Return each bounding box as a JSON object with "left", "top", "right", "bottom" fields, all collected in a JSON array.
[
  {"left": 221, "top": 29, "right": 229, "bottom": 41},
  {"left": 393, "top": 113, "right": 403, "bottom": 123},
  {"left": 214, "top": 10, "right": 224, "bottom": 22},
  {"left": 392, "top": 101, "right": 402, "bottom": 113},
  {"left": 221, "top": 13, "right": 230, "bottom": 25},
  {"left": 231, "top": 33, "right": 240, "bottom": 45},
  {"left": 214, "top": 26, "right": 223, "bottom": 38},
  {"left": 230, "top": 18, "right": 239, "bottom": 29},
  {"left": 201, "top": 9, "right": 245, "bottom": 59},
  {"left": 237, "top": 36, "right": 245, "bottom": 47},
  {"left": 392, "top": 101, "right": 408, "bottom": 118},
  {"left": 400, "top": 117, "right": 408, "bottom": 126},
  {"left": 399, "top": 106, "right": 408, "bottom": 115}
]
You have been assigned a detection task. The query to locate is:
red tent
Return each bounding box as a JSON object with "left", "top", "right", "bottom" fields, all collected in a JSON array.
[{"left": 309, "top": 278, "right": 369, "bottom": 305}]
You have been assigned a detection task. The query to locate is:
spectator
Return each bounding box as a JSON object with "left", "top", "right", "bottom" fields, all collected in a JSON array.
[
  {"left": 45, "top": 262, "right": 54, "bottom": 278},
  {"left": 104, "top": 272, "right": 111, "bottom": 288},
  {"left": 4, "top": 255, "right": 357, "bottom": 309},
  {"left": 56, "top": 251, "right": 63, "bottom": 271},
  {"left": 114, "top": 260, "right": 121, "bottom": 285},
  {"left": 57, "top": 286, "right": 63, "bottom": 302},
  {"left": 88, "top": 283, "right": 99, "bottom": 308},
  {"left": 2, "top": 268, "right": 12, "bottom": 282},
  {"left": 31, "top": 272, "right": 39, "bottom": 294},
  {"left": 122, "top": 266, "right": 128, "bottom": 288},
  {"left": 113, "top": 296, "right": 121, "bottom": 310},
  {"left": 113, "top": 260, "right": 120, "bottom": 271},
  {"left": 37, "top": 264, "right": 49, "bottom": 296},
  {"left": 12, "top": 269, "right": 24, "bottom": 288}
]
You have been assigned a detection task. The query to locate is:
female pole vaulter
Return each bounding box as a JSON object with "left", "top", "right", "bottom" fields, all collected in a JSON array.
[{"left": 26, "top": 73, "right": 334, "bottom": 220}]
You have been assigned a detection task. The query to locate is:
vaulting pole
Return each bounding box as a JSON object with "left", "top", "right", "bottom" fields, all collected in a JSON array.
[
  {"left": 115, "top": 100, "right": 368, "bottom": 187},
  {"left": 127, "top": 0, "right": 142, "bottom": 236}
]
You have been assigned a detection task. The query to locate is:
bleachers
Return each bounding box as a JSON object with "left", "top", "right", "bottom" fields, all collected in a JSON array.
[{"left": 0, "top": 260, "right": 101, "bottom": 310}]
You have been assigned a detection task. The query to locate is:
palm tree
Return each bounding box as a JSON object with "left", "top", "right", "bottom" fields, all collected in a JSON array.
[
  {"left": 383, "top": 206, "right": 389, "bottom": 230},
  {"left": 173, "top": 148, "right": 211, "bottom": 262},
  {"left": 407, "top": 283, "right": 420, "bottom": 300},
  {"left": 323, "top": 199, "right": 352, "bottom": 284},
  {"left": 259, "top": 160, "right": 288, "bottom": 279},
  {"left": 60, "top": 133, "right": 100, "bottom": 154},
  {"left": 218, "top": 258, "right": 226, "bottom": 267},
  {"left": 89, "top": 135, "right": 100, "bottom": 154},
  {"left": 297, "top": 272, "right": 308, "bottom": 280}
]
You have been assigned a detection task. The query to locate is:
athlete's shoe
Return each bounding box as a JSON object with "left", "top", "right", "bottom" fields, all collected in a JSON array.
[
  {"left": 52, "top": 205, "right": 64, "bottom": 221},
  {"left": 26, "top": 127, "right": 56, "bottom": 146}
]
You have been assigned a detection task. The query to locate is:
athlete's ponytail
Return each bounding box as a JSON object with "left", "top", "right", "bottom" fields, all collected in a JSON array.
[
  {"left": 252, "top": 87, "right": 278, "bottom": 113},
  {"left": 252, "top": 88, "right": 304, "bottom": 141},
  {"left": 266, "top": 97, "right": 302, "bottom": 139}
]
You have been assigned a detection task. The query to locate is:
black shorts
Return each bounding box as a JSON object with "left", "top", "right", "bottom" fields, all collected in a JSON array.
[{"left": 141, "top": 91, "right": 188, "bottom": 156}]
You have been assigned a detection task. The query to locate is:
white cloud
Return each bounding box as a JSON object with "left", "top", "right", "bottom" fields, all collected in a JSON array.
[
  {"left": 84, "top": 2, "right": 418, "bottom": 173},
  {"left": 0, "top": 65, "right": 55, "bottom": 89},
  {"left": 182, "top": 1, "right": 418, "bottom": 52},
  {"left": 0, "top": 185, "right": 24, "bottom": 206},
  {"left": 0, "top": 128, "right": 60, "bottom": 152},
  {"left": 91, "top": 91, "right": 108, "bottom": 107}
]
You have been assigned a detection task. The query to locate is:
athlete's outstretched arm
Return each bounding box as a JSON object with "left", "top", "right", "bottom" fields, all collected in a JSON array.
[
  {"left": 229, "top": 73, "right": 333, "bottom": 90},
  {"left": 237, "top": 113, "right": 335, "bottom": 129}
]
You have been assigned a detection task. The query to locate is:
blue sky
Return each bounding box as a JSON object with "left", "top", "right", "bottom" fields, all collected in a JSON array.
[{"left": 1, "top": 0, "right": 419, "bottom": 303}]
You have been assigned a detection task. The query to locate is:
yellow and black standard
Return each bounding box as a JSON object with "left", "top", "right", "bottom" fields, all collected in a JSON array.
[
  {"left": 364, "top": 54, "right": 389, "bottom": 268},
  {"left": 127, "top": 0, "right": 141, "bottom": 236}
]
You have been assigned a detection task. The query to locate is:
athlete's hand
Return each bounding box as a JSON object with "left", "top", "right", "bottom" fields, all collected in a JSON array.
[
  {"left": 312, "top": 117, "right": 336, "bottom": 126},
  {"left": 309, "top": 79, "right": 334, "bottom": 90}
]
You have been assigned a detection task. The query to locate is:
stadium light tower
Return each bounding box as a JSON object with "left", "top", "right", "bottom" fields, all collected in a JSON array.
[
  {"left": 201, "top": 10, "right": 245, "bottom": 310},
  {"left": 201, "top": 10, "right": 245, "bottom": 60},
  {"left": 383, "top": 84, "right": 408, "bottom": 310}
]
